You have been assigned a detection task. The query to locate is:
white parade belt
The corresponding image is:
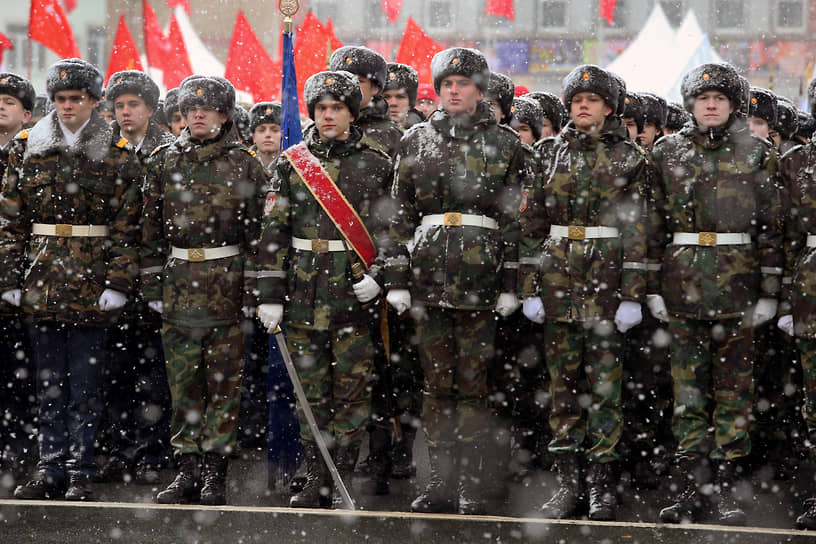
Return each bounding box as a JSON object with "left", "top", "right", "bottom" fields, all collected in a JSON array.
[
  {"left": 171, "top": 245, "right": 240, "bottom": 262},
  {"left": 549, "top": 225, "right": 619, "bottom": 240},
  {"left": 672, "top": 232, "right": 751, "bottom": 246},
  {"left": 291, "top": 236, "right": 346, "bottom": 253},
  {"left": 421, "top": 213, "right": 498, "bottom": 230},
  {"left": 31, "top": 223, "right": 109, "bottom": 237}
]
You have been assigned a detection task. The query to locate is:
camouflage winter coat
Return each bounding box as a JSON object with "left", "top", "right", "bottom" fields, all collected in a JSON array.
[
  {"left": 386, "top": 101, "right": 528, "bottom": 310},
  {"left": 112, "top": 119, "right": 175, "bottom": 162},
  {"left": 519, "top": 118, "right": 648, "bottom": 322},
  {"left": 780, "top": 139, "right": 816, "bottom": 337},
  {"left": 650, "top": 117, "right": 783, "bottom": 320},
  {"left": 256, "top": 124, "right": 394, "bottom": 330},
  {"left": 0, "top": 110, "right": 142, "bottom": 326},
  {"left": 141, "top": 122, "right": 267, "bottom": 328},
  {"left": 357, "top": 95, "right": 403, "bottom": 157}
]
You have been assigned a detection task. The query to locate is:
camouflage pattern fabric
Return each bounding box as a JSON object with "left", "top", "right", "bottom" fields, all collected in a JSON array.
[
  {"left": 796, "top": 338, "right": 816, "bottom": 455},
  {"left": 0, "top": 110, "right": 141, "bottom": 326},
  {"left": 356, "top": 95, "right": 403, "bottom": 158},
  {"left": 668, "top": 317, "right": 754, "bottom": 460},
  {"left": 112, "top": 118, "right": 175, "bottom": 162},
  {"left": 141, "top": 121, "right": 267, "bottom": 328},
  {"left": 162, "top": 323, "right": 244, "bottom": 455},
  {"left": 544, "top": 321, "right": 624, "bottom": 463},
  {"left": 415, "top": 308, "right": 494, "bottom": 447},
  {"left": 0, "top": 145, "right": 18, "bottom": 318},
  {"left": 286, "top": 324, "right": 375, "bottom": 446}
]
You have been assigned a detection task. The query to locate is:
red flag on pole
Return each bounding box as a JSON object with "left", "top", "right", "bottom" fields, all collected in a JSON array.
[
  {"left": 164, "top": 14, "right": 193, "bottom": 88},
  {"left": 395, "top": 17, "right": 442, "bottom": 85},
  {"left": 485, "top": 0, "right": 514, "bottom": 20},
  {"left": 600, "top": 0, "right": 617, "bottom": 26},
  {"left": 29, "top": 0, "right": 81, "bottom": 59},
  {"left": 143, "top": 0, "right": 167, "bottom": 70},
  {"left": 325, "top": 17, "right": 344, "bottom": 51},
  {"left": 104, "top": 16, "right": 144, "bottom": 86},
  {"left": 0, "top": 32, "right": 13, "bottom": 67},
  {"left": 167, "top": 0, "right": 190, "bottom": 14},
  {"left": 63, "top": 0, "right": 77, "bottom": 12},
  {"left": 225, "top": 11, "right": 281, "bottom": 102},
  {"left": 381, "top": 0, "right": 401, "bottom": 23},
  {"left": 294, "top": 12, "right": 344, "bottom": 114}
]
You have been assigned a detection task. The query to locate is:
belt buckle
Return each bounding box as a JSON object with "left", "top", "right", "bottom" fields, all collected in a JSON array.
[
  {"left": 568, "top": 225, "right": 586, "bottom": 240},
  {"left": 55, "top": 224, "right": 73, "bottom": 237},
  {"left": 444, "top": 212, "right": 462, "bottom": 227},
  {"left": 698, "top": 232, "right": 717, "bottom": 246},
  {"left": 187, "top": 248, "right": 206, "bottom": 262},
  {"left": 312, "top": 239, "right": 329, "bottom": 253}
]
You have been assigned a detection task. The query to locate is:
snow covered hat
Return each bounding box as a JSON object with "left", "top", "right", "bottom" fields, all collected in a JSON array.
[
  {"left": 622, "top": 92, "right": 645, "bottom": 133},
  {"left": 807, "top": 77, "right": 816, "bottom": 117},
  {"left": 431, "top": 47, "right": 490, "bottom": 95},
  {"left": 748, "top": 87, "right": 777, "bottom": 126},
  {"left": 385, "top": 63, "right": 419, "bottom": 107},
  {"left": 774, "top": 96, "right": 798, "bottom": 139},
  {"left": 164, "top": 88, "right": 181, "bottom": 119},
  {"left": 330, "top": 46, "right": 387, "bottom": 92},
  {"left": 665, "top": 101, "right": 691, "bottom": 131},
  {"left": 680, "top": 62, "right": 742, "bottom": 112},
  {"left": 249, "top": 102, "right": 282, "bottom": 131},
  {"left": 798, "top": 109, "right": 816, "bottom": 138},
  {"left": 46, "top": 58, "right": 103, "bottom": 100},
  {"left": 524, "top": 91, "right": 565, "bottom": 130},
  {"left": 609, "top": 71, "right": 627, "bottom": 116},
  {"left": 638, "top": 92, "right": 668, "bottom": 129},
  {"left": 510, "top": 96, "right": 544, "bottom": 141},
  {"left": 304, "top": 71, "right": 362, "bottom": 120},
  {"left": 0, "top": 73, "right": 35, "bottom": 111},
  {"left": 178, "top": 75, "right": 235, "bottom": 115},
  {"left": 562, "top": 65, "right": 620, "bottom": 114},
  {"left": 486, "top": 72, "right": 515, "bottom": 123},
  {"left": 106, "top": 70, "right": 160, "bottom": 111},
  {"left": 232, "top": 104, "right": 251, "bottom": 142}
]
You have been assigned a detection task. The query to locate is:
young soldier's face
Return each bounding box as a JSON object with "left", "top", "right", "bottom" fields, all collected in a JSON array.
[
  {"left": 748, "top": 116, "right": 770, "bottom": 139},
  {"left": 517, "top": 122, "right": 536, "bottom": 145},
  {"left": 439, "top": 76, "right": 483, "bottom": 116},
  {"left": 382, "top": 88, "right": 411, "bottom": 125},
  {"left": 540, "top": 117, "right": 555, "bottom": 139},
  {"left": 416, "top": 98, "right": 438, "bottom": 119},
  {"left": 114, "top": 93, "right": 153, "bottom": 137},
  {"left": 639, "top": 122, "right": 660, "bottom": 148},
  {"left": 314, "top": 98, "right": 353, "bottom": 141},
  {"left": 0, "top": 94, "right": 31, "bottom": 133},
  {"left": 623, "top": 117, "right": 639, "bottom": 141},
  {"left": 692, "top": 90, "right": 733, "bottom": 128},
  {"left": 485, "top": 97, "right": 503, "bottom": 123},
  {"left": 356, "top": 76, "right": 379, "bottom": 109},
  {"left": 571, "top": 92, "right": 611, "bottom": 134},
  {"left": 185, "top": 105, "right": 228, "bottom": 140},
  {"left": 54, "top": 90, "right": 98, "bottom": 132},
  {"left": 253, "top": 123, "right": 281, "bottom": 154},
  {"left": 170, "top": 111, "right": 187, "bottom": 137},
  {"left": 769, "top": 128, "right": 782, "bottom": 149}
]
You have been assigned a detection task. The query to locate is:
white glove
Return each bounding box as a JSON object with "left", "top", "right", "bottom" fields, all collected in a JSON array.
[
  {"left": 352, "top": 274, "right": 381, "bottom": 303},
  {"left": 752, "top": 297, "right": 778, "bottom": 327},
  {"left": 495, "top": 292, "right": 521, "bottom": 317},
  {"left": 777, "top": 314, "right": 794, "bottom": 337},
  {"left": 242, "top": 306, "right": 256, "bottom": 318},
  {"left": 148, "top": 300, "right": 164, "bottom": 314},
  {"left": 1, "top": 289, "right": 21, "bottom": 307},
  {"left": 98, "top": 288, "right": 127, "bottom": 311},
  {"left": 614, "top": 301, "right": 643, "bottom": 333},
  {"left": 258, "top": 303, "right": 284, "bottom": 332},
  {"left": 646, "top": 294, "right": 669, "bottom": 322},
  {"left": 386, "top": 289, "right": 411, "bottom": 315},
  {"left": 522, "top": 296, "right": 546, "bottom": 324}
]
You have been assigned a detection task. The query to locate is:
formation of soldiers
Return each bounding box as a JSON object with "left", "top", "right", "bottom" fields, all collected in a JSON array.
[{"left": 2, "top": 45, "right": 816, "bottom": 530}]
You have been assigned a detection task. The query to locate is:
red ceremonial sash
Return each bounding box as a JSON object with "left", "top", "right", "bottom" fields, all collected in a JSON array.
[{"left": 283, "top": 142, "right": 377, "bottom": 268}]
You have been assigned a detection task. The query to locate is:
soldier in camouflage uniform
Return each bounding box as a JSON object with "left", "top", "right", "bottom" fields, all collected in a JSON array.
[
  {"left": 249, "top": 102, "right": 281, "bottom": 176},
  {"left": 141, "top": 76, "right": 266, "bottom": 505},
  {"left": 747, "top": 87, "right": 777, "bottom": 143},
  {"left": 772, "top": 96, "right": 799, "bottom": 155},
  {"left": 0, "top": 59, "right": 142, "bottom": 501},
  {"left": 664, "top": 101, "right": 691, "bottom": 135},
  {"left": 649, "top": 63, "right": 783, "bottom": 526},
  {"left": 383, "top": 62, "right": 425, "bottom": 129},
  {"left": 0, "top": 73, "right": 36, "bottom": 482},
  {"left": 385, "top": 47, "right": 527, "bottom": 515},
  {"left": 256, "top": 71, "right": 394, "bottom": 509},
  {"left": 519, "top": 65, "right": 648, "bottom": 521},
  {"left": 163, "top": 88, "right": 186, "bottom": 137},
  {"left": 524, "top": 91, "right": 564, "bottom": 139}
]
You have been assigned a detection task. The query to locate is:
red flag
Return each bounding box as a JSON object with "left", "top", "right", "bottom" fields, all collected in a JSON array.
[
  {"left": 294, "top": 12, "right": 344, "bottom": 114},
  {"left": 167, "top": 0, "right": 190, "bottom": 14},
  {"left": 164, "top": 14, "right": 193, "bottom": 88},
  {"left": 0, "top": 32, "right": 13, "bottom": 67},
  {"left": 225, "top": 11, "right": 281, "bottom": 102},
  {"left": 485, "top": 0, "right": 514, "bottom": 20},
  {"left": 63, "top": 0, "right": 76, "bottom": 12},
  {"left": 143, "top": 1, "right": 167, "bottom": 69},
  {"left": 104, "top": 16, "right": 144, "bottom": 86},
  {"left": 325, "top": 17, "right": 343, "bottom": 51},
  {"left": 600, "top": 0, "right": 617, "bottom": 26},
  {"left": 29, "top": 0, "right": 81, "bottom": 59},
  {"left": 381, "top": 0, "right": 401, "bottom": 23},
  {"left": 395, "top": 17, "right": 442, "bottom": 85}
]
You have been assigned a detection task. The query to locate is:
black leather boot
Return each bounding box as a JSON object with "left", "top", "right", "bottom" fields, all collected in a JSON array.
[
  {"left": 540, "top": 454, "right": 583, "bottom": 519},
  {"left": 390, "top": 424, "right": 417, "bottom": 479},
  {"left": 715, "top": 460, "right": 747, "bottom": 526},
  {"left": 410, "top": 445, "right": 457, "bottom": 513},
  {"left": 156, "top": 453, "right": 200, "bottom": 504},
  {"left": 332, "top": 443, "right": 359, "bottom": 508},
  {"left": 290, "top": 442, "right": 332, "bottom": 508},
  {"left": 587, "top": 462, "right": 617, "bottom": 521},
  {"left": 659, "top": 456, "right": 708, "bottom": 524},
  {"left": 199, "top": 452, "right": 229, "bottom": 505},
  {"left": 458, "top": 440, "right": 487, "bottom": 515},
  {"left": 361, "top": 426, "right": 391, "bottom": 495},
  {"left": 64, "top": 474, "right": 94, "bottom": 501},
  {"left": 797, "top": 498, "right": 816, "bottom": 530}
]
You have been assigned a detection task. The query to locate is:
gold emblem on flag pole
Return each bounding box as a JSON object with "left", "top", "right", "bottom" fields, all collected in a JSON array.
[{"left": 279, "top": 0, "right": 300, "bottom": 33}]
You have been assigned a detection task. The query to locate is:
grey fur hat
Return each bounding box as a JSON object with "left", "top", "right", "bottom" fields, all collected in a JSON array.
[
  {"left": 385, "top": 63, "right": 419, "bottom": 107},
  {"left": 330, "top": 46, "right": 387, "bottom": 92},
  {"left": 46, "top": 58, "right": 104, "bottom": 100},
  {"left": 304, "top": 71, "right": 363, "bottom": 120},
  {"left": 638, "top": 92, "right": 668, "bottom": 129},
  {"left": 510, "top": 96, "right": 544, "bottom": 141},
  {"left": 164, "top": 88, "right": 181, "bottom": 119},
  {"left": 622, "top": 92, "right": 644, "bottom": 133},
  {"left": 106, "top": 70, "right": 160, "bottom": 111},
  {"left": 152, "top": 99, "right": 168, "bottom": 126},
  {"left": 249, "top": 102, "right": 282, "bottom": 131},
  {"left": 798, "top": 109, "right": 816, "bottom": 139},
  {"left": 609, "top": 72, "right": 627, "bottom": 116},
  {"left": 431, "top": 47, "right": 490, "bottom": 95},
  {"left": 808, "top": 77, "right": 816, "bottom": 117},
  {"left": 680, "top": 62, "right": 743, "bottom": 112},
  {"left": 562, "top": 65, "right": 620, "bottom": 114},
  {"left": 665, "top": 101, "right": 691, "bottom": 130},
  {"left": 774, "top": 96, "right": 798, "bottom": 139},
  {"left": 486, "top": 72, "right": 515, "bottom": 123},
  {"left": 0, "top": 73, "right": 35, "bottom": 111},
  {"left": 523, "top": 91, "right": 565, "bottom": 130},
  {"left": 233, "top": 104, "right": 251, "bottom": 143},
  {"left": 178, "top": 75, "right": 235, "bottom": 115},
  {"left": 748, "top": 87, "right": 777, "bottom": 127}
]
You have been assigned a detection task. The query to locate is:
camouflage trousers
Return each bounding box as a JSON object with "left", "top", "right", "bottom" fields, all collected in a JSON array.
[
  {"left": 161, "top": 323, "right": 244, "bottom": 456},
  {"left": 796, "top": 338, "right": 816, "bottom": 455},
  {"left": 415, "top": 308, "right": 494, "bottom": 448},
  {"left": 668, "top": 317, "right": 753, "bottom": 461},
  {"left": 544, "top": 321, "right": 623, "bottom": 463},
  {"left": 286, "top": 324, "right": 374, "bottom": 447}
]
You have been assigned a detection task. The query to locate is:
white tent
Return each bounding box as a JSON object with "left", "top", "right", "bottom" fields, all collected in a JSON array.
[{"left": 664, "top": 10, "right": 724, "bottom": 102}]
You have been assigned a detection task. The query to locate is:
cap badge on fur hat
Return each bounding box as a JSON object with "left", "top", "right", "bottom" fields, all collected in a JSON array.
[
  {"left": 196, "top": 88, "right": 203, "bottom": 95},
  {"left": 265, "top": 107, "right": 273, "bottom": 114},
  {"left": 582, "top": 72, "right": 590, "bottom": 80},
  {"left": 451, "top": 57, "right": 459, "bottom": 65},
  {"left": 750, "top": 97, "right": 758, "bottom": 105},
  {"left": 60, "top": 70, "right": 67, "bottom": 79},
  {"left": 345, "top": 57, "right": 352, "bottom": 64},
  {"left": 389, "top": 73, "right": 396, "bottom": 80},
  {"left": 115, "top": 77, "right": 121, "bottom": 84},
  {"left": 0, "top": 78, "right": 6, "bottom": 84},
  {"left": 325, "top": 77, "right": 334, "bottom": 85},
  {"left": 510, "top": 104, "right": 516, "bottom": 113},
  {"left": 625, "top": 97, "right": 630, "bottom": 104},
  {"left": 702, "top": 73, "right": 710, "bottom": 80}
]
